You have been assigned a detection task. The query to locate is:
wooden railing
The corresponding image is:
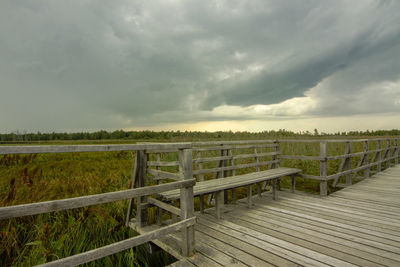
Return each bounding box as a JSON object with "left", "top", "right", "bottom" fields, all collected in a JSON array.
[
  {"left": 185, "top": 138, "right": 399, "bottom": 197},
  {"left": 279, "top": 138, "right": 400, "bottom": 196},
  {"left": 0, "top": 143, "right": 196, "bottom": 266}
]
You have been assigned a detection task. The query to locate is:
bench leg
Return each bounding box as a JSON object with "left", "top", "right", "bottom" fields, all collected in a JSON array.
[
  {"left": 263, "top": 180, "right": 270, "bottom": 190},
  {"left": 157, "top": 207, "right": 163, "bottom": 225},
  {"left": 232, "top": 188, "right": 237, "bottom": 204},
  {"left": 291, "top": 175, "right": 296, "bottom": 193},
  {"left": 215, "top": 190, "right": 224, "bottom": 219},
  {"left": 247, "top": 185, "right": 252, "bottom": 208},
  {"left": 200, "top": 194, "right": 204, "bottom": 214},
  {"left": 257, "top": 183, "right": 262, "bottom": 198},
  {"left": 172, "top": 200, "right": 179, "bottom": 222},
  {"left": 277, "top": 178, "right": 281, "bottom": 191},
  {"left": 272, "top": 179, "right": 277, "bottom": 200}
]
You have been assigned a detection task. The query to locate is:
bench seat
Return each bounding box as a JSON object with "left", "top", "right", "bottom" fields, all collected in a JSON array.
[{"left": 159, "top": 167, "right": 301, "bottom": 201}]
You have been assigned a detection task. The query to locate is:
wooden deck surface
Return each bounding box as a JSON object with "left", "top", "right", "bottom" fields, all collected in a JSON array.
[{"left": 161, "top": 165, "right": 400, "bottom": 266}]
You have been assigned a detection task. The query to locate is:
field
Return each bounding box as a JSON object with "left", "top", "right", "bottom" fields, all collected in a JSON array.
[{"left": 0, "top": 136, "right": 394, "bottom": 266}]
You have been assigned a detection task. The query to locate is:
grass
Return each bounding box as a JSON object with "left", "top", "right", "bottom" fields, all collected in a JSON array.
[{"left": 0, "top": 137, "right": 396, "bottom": 266}]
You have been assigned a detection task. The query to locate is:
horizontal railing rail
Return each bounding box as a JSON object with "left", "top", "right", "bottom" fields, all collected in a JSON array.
[{"left": 0, "top": 143, "right": 191, "bottom": 155}]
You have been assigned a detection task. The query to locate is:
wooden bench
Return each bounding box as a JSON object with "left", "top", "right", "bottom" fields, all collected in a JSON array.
[
  {"left": 160, "top": 167, "right": 300, "bottom": 218},
  {"left": 157, "top": 140, "right": 301, "bottom": 218}
]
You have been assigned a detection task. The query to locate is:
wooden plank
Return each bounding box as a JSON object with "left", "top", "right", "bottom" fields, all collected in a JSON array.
[
  {"left": 268, "top": 198, "right": 400, "bottom": 234},
  {"left": 240, "top": 196, "right": 400, "bottom": 243},
  {"left": 298, "top": 173, "right": 325, "bottom": 180},
  {"left": 147, "top": 198, "right": 181, "bottom": 216},
  {"left": 195, "top": 222, "right": 298, "bottom": 267},
  {"left": 0, "top": 179, "right": 195, "bottom": 219},
  {"left": 241, "top": 199, "right": 400, "bottom": 249},
  {"left": 167, "top": 259, "right": 196, "bottom": 267},
  {"left": 276, "top": 198, "right": 400, "bottom": 229},
  {"left": 193, "top": 140, "right": 276, "bottom": 145},
  {"left": 289, "top": 192, "right": 400, "bottom": 217},
  {"left": 179, "top": 148, "right": 195, "bottom": 257},
  {"left": 364, "top": 140, "right": 370, "bottom": 178},
  {"left": 192, "top": 160, "right": 280, "bottom": 175},
  {"left": 223, "top": 212, "right": 383, "bottom": 267},
  {"left": 164, "top": 168, "right": 298, "bottom": 193},
  {"left": 148, "top": 169, "right": 182, "bottom": 181},
  {"left": 229, "top": 204, "right": 400, "bottom": 265},
  {"left": 198, "top": 215, "right": 339, "bottom": 267},
  {"left": 168, "top": 232, "right": 248, "bottom": 266},
  {"left": 125, "top": 152, "right": 139, "bottom": 226},
  {"left": 166, "top": 234, "right": 247, "bottom": 267},
  {"left": 37, "top": 218, "right": 195, "bottom": 267},
  {"left": 194, "top": 228, "right": 273, "bottom": 266},
  {"left": 280, "top": 155, "right": 322, "bottom": 160},
  {"left": 136, "top": 150, "right": 148, "bottom": 227},
  {"left": 192, "top": 152, "right": 280, "bottom": 164},
  {"left": 215, "top": 191, "right": 224, "bottom": 219},
  {"left": 161, "top": 168, "right": 301, "bottom": 200},
  {"left": 279, "top": 193, "right": 400, "bottom": 223},
  {"left": 0, "top": 143, "right": 191, "bottom": 155},
  {"left": 320, "top": 142, "right": 328, "bottom": 196},
  {"left": 147, "top": 161, "right": 180, "bottom": 167},
  {"left": 265, "top": 202, "right": 400, "bottom": 240},
  {"left": 326, "top": 148, "right": 385, "bottom": 160},
  {"left": 193, "top": 144, "right": 278, "bottom": 152}
]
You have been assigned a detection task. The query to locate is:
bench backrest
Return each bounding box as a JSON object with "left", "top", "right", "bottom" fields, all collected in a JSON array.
[{"left": 192, "top": 140, "right": 281, "bottom": 181}]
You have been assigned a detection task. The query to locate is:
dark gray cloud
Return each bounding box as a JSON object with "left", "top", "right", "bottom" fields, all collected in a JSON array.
[{"left": 0, "top": 0, "right": 399, "bottom": 132}]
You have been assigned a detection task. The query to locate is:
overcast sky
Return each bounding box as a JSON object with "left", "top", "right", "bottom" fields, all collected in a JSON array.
[{"left": 1, "top": 0, "right": 400, "bottom": 133}]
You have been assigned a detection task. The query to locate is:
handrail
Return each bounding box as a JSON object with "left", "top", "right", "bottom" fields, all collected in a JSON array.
[{"left": 0, "top": 143, "right": 191, "bottom": 154}]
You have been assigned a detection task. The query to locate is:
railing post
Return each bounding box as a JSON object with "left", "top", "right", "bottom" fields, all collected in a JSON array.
[
  {"left": 125, "top": 152, "right": 139, "bottom": 226},
  {"left": 197, "top": 151, "right": 205, "bottom": 214},
  {"left": 320, "top": 141, "right": 328, "bottom": 196},
  {"left": 274, "top": 140, "right": 281, "bottom": 190},
  {"left": 377, "top": 140, "right": 382, "bottom": 172},
  {"left": 156, "top": 153, "right": 163, "bottom": 226},
  {"left": 364, "top": 140, "right": 370, "bottom": 178},
  {"left": 222, "top": 147, "right": 229, "bottom": 204},
  {"left": 395, "top": 139, "right": 399, "bottom": 165},
  {"left": 136, "top": 150, "right": 148, "bottom": 228},
  {"left": 229, "top": 149, "right": 237, "bottom": 203},
  {"left": 179, "top": 148, "right": 195, "bottom": 257},
  {"left": 345, "top": 142, "right": 352, "bottom": 186},
  {"left": 387, "top": 139, "right": 391, "bottom": 168}
]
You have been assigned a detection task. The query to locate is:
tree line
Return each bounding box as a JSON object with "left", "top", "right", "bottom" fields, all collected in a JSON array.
[{"left": 0, "top": 129, "right": 399, "bottom": 142}]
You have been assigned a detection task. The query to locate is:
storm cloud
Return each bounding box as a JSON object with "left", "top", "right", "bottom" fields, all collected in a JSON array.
[{"left": 1, "top": 0, "right": 399, "bottom": 132}]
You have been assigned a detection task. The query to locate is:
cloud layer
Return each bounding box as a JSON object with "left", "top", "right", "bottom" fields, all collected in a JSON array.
[{"left": 1, "top": 0, "right": 399, "bottom": 132}]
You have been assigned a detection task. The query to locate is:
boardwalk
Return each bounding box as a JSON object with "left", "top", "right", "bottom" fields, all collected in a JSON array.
[{"left": 165, "top": 165, "right": 400, "bottom": 266}]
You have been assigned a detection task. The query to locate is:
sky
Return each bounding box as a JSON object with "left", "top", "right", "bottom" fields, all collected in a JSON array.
[{"left": 1, "top": 0, "right": 400, "bottom": 133}]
